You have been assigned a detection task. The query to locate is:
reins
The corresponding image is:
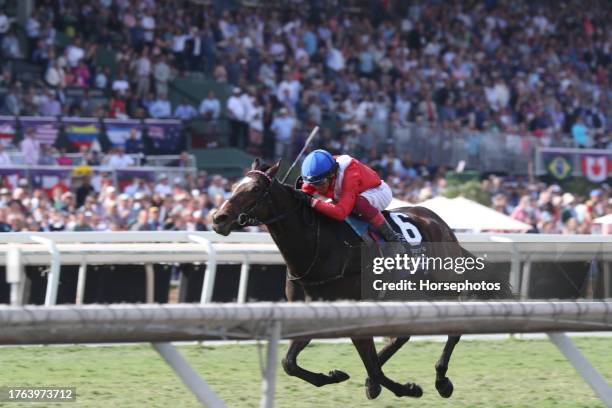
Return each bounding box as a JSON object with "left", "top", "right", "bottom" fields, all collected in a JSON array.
[
  {"left": 237, "top": 170, "right": 301, "bottom": 227},
  {"left": 238, "top": 169, "right": 353, "bottom": 286}
]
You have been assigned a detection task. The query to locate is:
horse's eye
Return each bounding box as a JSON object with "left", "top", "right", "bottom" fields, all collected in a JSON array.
[{"left": 252, "top": 186, "right": 260, "bottom": 193}]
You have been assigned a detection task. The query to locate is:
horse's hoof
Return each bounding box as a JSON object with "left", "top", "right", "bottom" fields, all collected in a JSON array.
[
  {"left": 328, "top": 370, "right": 350, "bottom": 384},
  {"left": 436, "top": 377, "right": 454, "bottom": 398},
  {"left": 402, "top": 382, "right": 423, "bottom": 398},
  {"left": 365, "top": 378, "right": 382, "bottom": 400}
]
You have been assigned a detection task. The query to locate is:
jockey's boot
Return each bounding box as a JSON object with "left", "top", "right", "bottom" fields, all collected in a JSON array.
[{"left": 373, "top": 219, "right": 407, "bottom": 244}]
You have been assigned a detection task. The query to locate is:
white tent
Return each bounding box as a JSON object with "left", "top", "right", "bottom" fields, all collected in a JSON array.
[
  {"left": 386, "top": 197, "right": 413, "bottom": 209},
  {"left": 592, "top": 214, "right": 612, "bottom": 235},
  {"left": 388, "top": 196, "right": 532, "bottom": 232},
  {"left": 592, "top": 214, "right": 612, "bottom": 225}
]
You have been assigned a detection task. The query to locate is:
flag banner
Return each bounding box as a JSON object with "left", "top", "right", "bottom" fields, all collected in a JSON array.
[
  {"left": 144, "top": 119, "right": 183, "bottom": 154},
  {"left": 104, "top": 119, "right": 143, "bottom": 148},
  {"left": 542, "top": 152, "right": 573, "bottom": 180},
  {"left": 581, "top": 154, "right": 612, "bottom": 183},
  {"left": 19, "top": 116, "right": 60, "bottom": 146},
  {"left": 0, "top": 167, "right": 23, "bottom": 176},
  {"left": 30, "top": 168, "right": 72, "bottom": 191},
  {"left": 0, "top": 116, "right": 17, "bottom": 147},
  {"left": 115, "top": 168, "right": 156, "bottom": 181},
  {"left": 63, "top": 117, "right": 101, "bottom": 149}
]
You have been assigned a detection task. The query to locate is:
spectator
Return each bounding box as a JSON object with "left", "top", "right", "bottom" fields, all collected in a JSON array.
[
  {"left": 270, "top": 108, "right": 297, "bottom": 159},
  {"left": 40, "top": 89, "right": 61, "bottom": 116},
  {"left": 45, "top": 60, "right": 65, "bottom": 88},
  {"left": 207, "top": 175, "right": 226, "bottom": 199},
  {"left": 174, "top": 98, "right": 197, "bottom": 120},
  {"left": 148, "top": 92, "right": 172, "bottom": 118},
  {"left": 2, "top": 28, "right": 21, "bottom": 59},
  {"left": 107, "top": 146, "right": 135, "bottom": 168},
  {"left": 108, "top": 92, "right": 127, "bottom": 119},
  {"left": 21, "top": 128, "right": 41, "bottom": 165},
  {"left": 0, "top": 144, "right": 11, "bottom": 165},
  {"left": 154, "top": 174, "right": 172, "bottom": 196},
  {"left": 134, "top": 48, "right": 151, "bottom": 99},
  {"left": 168, "top": 151, "right": 191, "bottom": 167},
  {"left": 124, "top": 129, "right": 145, "bottom": 155},
  {"left": 111, "top": 69, "right": 130, "bottom": 96},
  {"left": 76, "top": 176, "right": 95, "bottom": 208},
  {"left": 199, "top": 91, "right": 221, "bottom": 121},
  {"left": 3, "top": 85, "right": 21, "bottom": 116},
  {"left": 66, "top": 37, "right": 85, "bottom": 68},
  {"left": 125, "top": 178, "right": 152, "bottom": 197},
  {"left": 73, "top": 211, "right": 94, "bottom": 231},
  {"left": 226, "top": 87, "right": 246, "bottom": 148},
  {"left": 153, "top": 54, "right": 171, "bottom": 97},
  {"left": 56, "top": 147, "right": 72, "bottom": 166},
  {"left": 571, "top": 117, "right": 589, "bottom": 148},
  {"left": 130, "top": 209, "right": 153, "bottom": 231},
  {"left": 38, "top": 144, "right": 55, "bottom": 165}
]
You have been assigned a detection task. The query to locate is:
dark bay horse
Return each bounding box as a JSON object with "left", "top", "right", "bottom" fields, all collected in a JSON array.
[{"left": 212, "top": 159, "right": 511, "bottom": 400}]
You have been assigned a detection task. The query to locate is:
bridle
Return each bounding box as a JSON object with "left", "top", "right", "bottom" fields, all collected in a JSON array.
[
  {"left": 235, "top": 170, "right": 301, "bottom": 227},
  {"left": 235, "top": 169, "right": 352, "bottom": 285}
]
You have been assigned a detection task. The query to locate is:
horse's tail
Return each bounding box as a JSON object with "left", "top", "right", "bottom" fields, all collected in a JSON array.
[{"left": 461, "top": 246, "right": 515, "bottom": 300}]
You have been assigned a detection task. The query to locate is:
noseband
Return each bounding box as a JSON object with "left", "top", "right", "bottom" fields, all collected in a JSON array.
[{"left": 235, "top": 170, "right": 301, "bottom": 227}]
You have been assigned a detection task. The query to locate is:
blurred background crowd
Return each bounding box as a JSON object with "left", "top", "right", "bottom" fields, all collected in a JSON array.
[{"left": 0, "top": 0, "right": 609, "bottom": 234}]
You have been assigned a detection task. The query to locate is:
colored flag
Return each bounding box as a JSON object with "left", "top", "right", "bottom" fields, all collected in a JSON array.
[
  {"left": 0, "top": 117, "right": 16, "bottom": 147},
  {"left": 104, "top": 119, "right": 143, "bottom": 147},
  {"left": 543, "top": 153, "right": 573, "bottom": 180},
  {"left": 145, "top": 119, "right": 182, "bottom": 154},
  {"left": 581, "top": 155, "right": 611, "bottom": 183},
  {"left": 20, "top": 117, "right": 59, "bottom": 145},
  {"left": 64, "top": 123, "right": 100, "bottom": 148}
]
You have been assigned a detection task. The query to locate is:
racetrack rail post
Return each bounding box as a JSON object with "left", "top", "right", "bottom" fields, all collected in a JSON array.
[
  {"left": 547, "top": 333, "right": 612, "bottom": 407},
  {"left": 260, "top": 320, "right": 282, "bottom": 408},
  {"left": 152, "top": 342, "right": 226, "bottom": 408},
  {"left": 30, "top": 235, "right": 61, "bottom": 306}
]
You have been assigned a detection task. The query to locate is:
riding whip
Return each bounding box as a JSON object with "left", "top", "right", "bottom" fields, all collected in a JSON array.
[{"left": 280, "top": 125, "right": 320, "bottom": 184}]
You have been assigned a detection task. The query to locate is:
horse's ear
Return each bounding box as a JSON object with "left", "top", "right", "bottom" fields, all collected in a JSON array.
[
  {"left": 266, "top": 160, "right": 281, "bottom": 178},
  {"left": 251, "top": 158, "right": 261, "bottom": 170}
]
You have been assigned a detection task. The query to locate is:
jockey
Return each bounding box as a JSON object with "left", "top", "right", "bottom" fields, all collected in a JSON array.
[{"left": 300, "top": 149, "right": 405, "bottom": 243}]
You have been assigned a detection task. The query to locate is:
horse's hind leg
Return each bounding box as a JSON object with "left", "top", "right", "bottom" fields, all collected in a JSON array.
[
  {"left": 435, "top": 335, "right": 461, "bottom": 398},
  {"left": 281, "top": 339, "right": 350, "bottom": 387},
  {"left": 352, "top": 337, "right": 422, "bottom": 399},
  {"left": 364, "top": 337, "right": 411, "bottom": 399}
]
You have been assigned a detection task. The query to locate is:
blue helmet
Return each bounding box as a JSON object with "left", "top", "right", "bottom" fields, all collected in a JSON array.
[{"left": 301, "top": 150, "right": 337, "bottom": 184}]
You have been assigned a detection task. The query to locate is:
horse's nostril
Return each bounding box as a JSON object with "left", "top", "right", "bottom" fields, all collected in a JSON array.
[{"left": 214, "top": 213, "right": 229, "bottom": 224}]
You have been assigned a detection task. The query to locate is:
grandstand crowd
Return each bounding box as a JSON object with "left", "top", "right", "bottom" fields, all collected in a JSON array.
[
  {"left": 0, "top": 0, "right": 609, "bottom": 234},
  {"left": 0, "top": 0, "right": 609, "bottom": 151},
  {"left": 0, "top": 151, "right": 609, "bottom": 234}
]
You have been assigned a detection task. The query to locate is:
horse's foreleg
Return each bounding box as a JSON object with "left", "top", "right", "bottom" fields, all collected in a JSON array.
[
  {"left": 364, "top": 336, "right": 411, "bottom": 399},
  {"left": 435, "top": 335, "right": 461, "bottom": 398},
  {"left": 352, "top": 337, "right": 422, "bottom": 400},
  {"left": 281, "top": 339, "right": 350, "bottom": 387}
]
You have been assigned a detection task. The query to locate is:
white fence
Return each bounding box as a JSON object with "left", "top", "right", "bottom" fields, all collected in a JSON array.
[
  {"left": 1, "top": 301, "right": 611, "bottom": 407},
  {"left": 2, "top": 232, "right": 612, "bottom": 306}
]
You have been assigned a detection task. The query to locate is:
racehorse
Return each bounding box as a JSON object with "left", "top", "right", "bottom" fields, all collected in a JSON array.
[{"left": 212, "top": 159, "right": 512, "bottom": 400}]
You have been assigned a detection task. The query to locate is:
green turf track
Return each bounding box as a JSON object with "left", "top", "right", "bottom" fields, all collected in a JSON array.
[{"left": 1, "top": 337, "right": 610, "bottom": 407}]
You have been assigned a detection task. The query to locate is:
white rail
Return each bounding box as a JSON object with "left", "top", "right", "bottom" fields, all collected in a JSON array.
[
  {"left": 2, "top": 233, "right": 611, "bottom": 306},
  {"left": 0, "top": 301, "right": 611, "bottom": 407}
]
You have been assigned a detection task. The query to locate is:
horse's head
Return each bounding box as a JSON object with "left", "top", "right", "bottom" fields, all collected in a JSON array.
[{"left": 212, "top": 159, "right": 281, "bottom": 236}]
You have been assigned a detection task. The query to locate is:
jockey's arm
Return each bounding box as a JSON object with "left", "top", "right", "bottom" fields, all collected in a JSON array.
[{"left": 308, "top": 166, "right": 360, "bottom": 221}]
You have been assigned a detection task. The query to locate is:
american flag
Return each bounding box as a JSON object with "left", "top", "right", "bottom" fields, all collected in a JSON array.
[{"left": 20, "top": 118, "right": 59, "bottom": 145}]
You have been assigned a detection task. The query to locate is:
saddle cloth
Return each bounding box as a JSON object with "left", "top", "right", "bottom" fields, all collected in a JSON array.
[{"left": 345, "top": 210, "right": 423, "bottom": 246}]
